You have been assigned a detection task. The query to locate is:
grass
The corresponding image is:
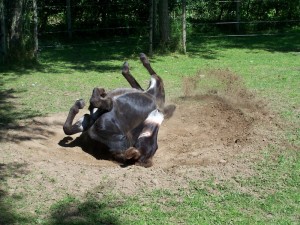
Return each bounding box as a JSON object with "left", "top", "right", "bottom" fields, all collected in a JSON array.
[{"left": 0, "top": 29, "right": 299, "bottom": 224}]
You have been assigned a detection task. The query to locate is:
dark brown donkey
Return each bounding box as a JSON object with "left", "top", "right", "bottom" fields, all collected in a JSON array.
[{"left": 63, "top": 53, "right": 175, "bottom": 167}]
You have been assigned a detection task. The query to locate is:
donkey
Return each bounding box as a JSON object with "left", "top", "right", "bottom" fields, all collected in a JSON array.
[{"left": 63, "top": 53, "right": 175, "bottom": 167}]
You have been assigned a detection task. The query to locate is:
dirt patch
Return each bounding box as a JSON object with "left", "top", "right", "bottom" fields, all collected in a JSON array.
[{"left": 1, "top": 69, "right": 281, "bottom": 215}]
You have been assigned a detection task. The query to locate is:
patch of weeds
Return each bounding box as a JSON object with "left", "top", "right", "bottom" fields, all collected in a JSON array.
[
  {"left": 238, "top": 147, "right": 300, "bottom": 223},
  {"left": 287, "top": 127, "right": 300, "bottom": 147}
]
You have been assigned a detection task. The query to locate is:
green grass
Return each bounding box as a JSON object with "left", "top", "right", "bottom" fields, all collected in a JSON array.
[
  {"left": 1, "top": 31, "right": 299, "bottom": 124},
  {"left": 1, "top": 29, "right": 299, "bottom": 224}
]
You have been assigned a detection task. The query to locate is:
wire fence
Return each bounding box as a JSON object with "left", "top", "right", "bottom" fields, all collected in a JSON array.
[{"left": 9, "top": 2, "right": 299, "bottom": 50}]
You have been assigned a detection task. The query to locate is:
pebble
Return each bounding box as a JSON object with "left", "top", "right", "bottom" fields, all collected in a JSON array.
[
  {"left": 219, "top": 159, "right": 227, "bottom": 164},
  {"left": 151, "top": 179, "right": 159, "bottom": 185}
]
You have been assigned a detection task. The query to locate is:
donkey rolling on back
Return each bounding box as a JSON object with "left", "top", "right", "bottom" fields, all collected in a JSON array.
[{"left": 63, "top": 53, "right": 175, "bottom": 167}]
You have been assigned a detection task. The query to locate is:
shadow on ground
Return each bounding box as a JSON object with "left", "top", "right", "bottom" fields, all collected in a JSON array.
[
  {"left": 0, "top": 163, "right": 33, "bottom": 224},
  {"left": 58, "top": 134, "right": 112, "bottom": 161},
  {"left": 58, "top": 134, "right": 136, "bottom": 167},
  {"left": 49, "top": 197, "right": 124, "bottom": 225},
  {"left": 0, "top": 74, "right": 42, "bottom": 141},
  {"left": 0, "top": 162, "right": 124, "bottom": 224},
  {"left": 188, "top": 30, "right": 300, "bottom": 58}
]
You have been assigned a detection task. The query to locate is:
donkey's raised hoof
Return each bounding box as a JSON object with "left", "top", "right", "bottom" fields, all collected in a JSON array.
[
  {"left": 122, "top": 62, "right": 130, "bottom": 75},
  {"left": 75, "top": 99, "right": 85, "bottom": 109},
  {"left": 140, "top": 53, "right": 150, "bottom": 65},
  {"left": 140, "top": 53, "right": 156, "bottom": 75}
]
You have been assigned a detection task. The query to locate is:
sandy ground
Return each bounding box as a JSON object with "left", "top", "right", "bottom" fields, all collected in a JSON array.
[{"left": 1, "top": 71, "right": 282, "bottom": 216}]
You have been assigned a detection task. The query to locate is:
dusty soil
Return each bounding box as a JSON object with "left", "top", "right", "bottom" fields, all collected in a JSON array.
[{"left": 1, "top": 70, "right": 282, "bottom": 215}]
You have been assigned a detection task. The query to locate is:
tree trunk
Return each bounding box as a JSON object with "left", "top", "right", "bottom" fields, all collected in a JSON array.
[
  {"left": 182, "top": 0, "right": 186, "bottom": 54},
  {"left": 7, "top": 0, "right": 25, "bottom": 59},
  {"left": 236, "top": 0, "right": 241, "bottom": 33},
  {"left": 158, "top": 0, "right": 170, "bottom": 44},
  {"left": 153, "top": 0, "right": 158, "bottom": 40},
  {"left": 149, "top": 0, "right": 153, "bottom": 55},
  {"left": 0, "top": 0, "right": 6, "bottom": 62},
  {"left": 9, "top": 0, "right": 23, "bottom": 48},
  {"left": 66, "top": 0, "right": 72, "bottom": 38},
  {"left": 33, "top": 0, "right": 38, "bottom": 59}
]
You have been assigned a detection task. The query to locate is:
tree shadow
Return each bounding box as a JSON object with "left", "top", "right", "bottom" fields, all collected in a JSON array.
[
  {"left": 0, "top": 75, "right": 42, "bottom": 141},
  {"left": 36, "top": 36, "right": 148, "bottom": 74},
  {"left": 188, "top": 29, "right": 300, "bottom": 59},
  {"left": 219, "top": 32, "right": 300, "bottom": 52},
  {"left": 49, "top": 196, "right": 124, "bottom": 225},
  {"left": 0, "top": 163, "right": 33, "bottom": 224},
  {"left": 1, "top": 121, "right": 58, "bottom": 143}
]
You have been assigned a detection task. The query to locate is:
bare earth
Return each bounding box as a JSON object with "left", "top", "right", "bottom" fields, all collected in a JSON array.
[{"left": 1, "top": 71, "right": 282, "bottom": 216}]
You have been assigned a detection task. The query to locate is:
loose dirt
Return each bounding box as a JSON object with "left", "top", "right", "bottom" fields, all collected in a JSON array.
[{"left": 1, "top": 70, "right": 282, "bottom": 215}]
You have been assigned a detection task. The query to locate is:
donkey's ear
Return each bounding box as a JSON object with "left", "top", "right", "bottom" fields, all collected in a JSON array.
[
  {"left": 92, "top": 87, "right": 107, "bottom": 97},
  {"left": 163, "top": 104, "right": 176, "bottom": 119}
]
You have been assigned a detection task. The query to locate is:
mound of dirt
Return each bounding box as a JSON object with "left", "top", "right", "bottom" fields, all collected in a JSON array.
[{"left": 1, "top": 69, "right": 281, "bottom": 214}]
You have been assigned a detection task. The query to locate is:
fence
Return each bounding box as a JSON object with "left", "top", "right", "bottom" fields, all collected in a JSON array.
[
  {"left": 1, "top": 0, "right": 299, "bottom": 61},
  {"left": 38, "top": 2, "right": 300, "bottom": 48}
]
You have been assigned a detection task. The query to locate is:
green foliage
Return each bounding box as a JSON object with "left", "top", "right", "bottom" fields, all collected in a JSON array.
[
  {"left": 38, "top": 0, "right": 149, "bottom": 36},
  {"left": 2, "top": 0, "right": 300, "bottom": 64},
  {"left": 2, "top": 0, "right": 37, "bottom": 63},
  {"left": 186, "top": 0, "right": 300, "bottom": 34}
]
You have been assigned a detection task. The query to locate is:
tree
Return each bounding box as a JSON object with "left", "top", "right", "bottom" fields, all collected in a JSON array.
[
  {"left": 158, "top": 0, "right": 170, "bottom": 45},
  {"left": 1, "top": 0, "right": 36, "bottom": 63},
  {"left": 182, "top": 0, "right": 186, "bottom": 54},
  {"left": 0, "top": 0, "right": 6, "bottom": 62},
  {"left": 8, "top": 0, "right": 24, "bottom": 60}
]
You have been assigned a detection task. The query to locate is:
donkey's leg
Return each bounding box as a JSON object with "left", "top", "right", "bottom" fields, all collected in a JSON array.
[
  {"left": 63, "top": 99, "right": 91, "bottom": 135},
  {"left": 139, "top": 53, "right": 166, "bottom": 109},
  {"left": 140, "top": 53, "right": 156, "bottom": 75},
  {"left": 125, "top": 109, "right": 164, "bottom": 168},
  {"left": 140, "top": 53, "right": 176, "bottom": 117},
  {"left": 121, "top": 62, "right": 144, "bottom": 91}
]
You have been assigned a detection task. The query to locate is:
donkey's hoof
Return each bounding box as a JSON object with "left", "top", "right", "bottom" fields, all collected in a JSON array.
[
  {"left": 122, "top": 62, "right": 129, "bottom": 74},
  {"left": 140, "top": 53, "right": 150, "bottom": 64},
  {"left": 75, "top": 99, "right": 85, "bottom": 109},
  {"left": 124, "top": 147, "right": 141, "bottom": 160}
]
